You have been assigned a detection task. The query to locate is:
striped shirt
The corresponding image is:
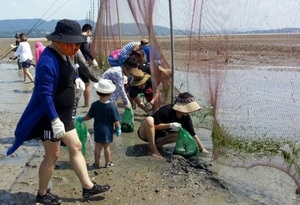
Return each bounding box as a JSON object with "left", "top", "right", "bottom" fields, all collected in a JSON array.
[{"left": 119, "top": 41, "right": 140, "bottom": 58}]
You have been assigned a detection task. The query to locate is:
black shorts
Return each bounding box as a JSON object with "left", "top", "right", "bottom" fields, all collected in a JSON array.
[
  {"left": 21, "top": 59, "right": 32, "bottom": 68},
  {"left": 137, "top": 123, "right": 168, "bottom": 143},
  {"left": 28, "top": 115, "right": 75, "bottom": 142}
]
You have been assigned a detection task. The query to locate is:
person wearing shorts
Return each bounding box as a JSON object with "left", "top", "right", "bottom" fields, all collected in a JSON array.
[
  {"left": 7, "top": 19, "right": 110, "bottom": 205},
  {"left": 137, "top": 92, "right": 210, "bottom": 158},
  {"left": 13, "top": 33, "right": 34, "bottom": 83}
]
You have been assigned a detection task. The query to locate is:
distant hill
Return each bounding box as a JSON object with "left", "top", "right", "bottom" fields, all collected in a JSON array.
[
  {"left": 243, "top": 27, "right": 300, "bottom": 34},
  {"left": 1, "top": 19, "right": 300, "bottom": 38},
  {"left": 0, "top": 19, "right": 187, "bottom": 38}
]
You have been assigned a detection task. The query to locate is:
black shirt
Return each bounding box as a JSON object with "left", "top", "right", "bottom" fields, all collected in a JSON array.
[{"left": 152, "top": 104, "right": 196, "bottom": 137}]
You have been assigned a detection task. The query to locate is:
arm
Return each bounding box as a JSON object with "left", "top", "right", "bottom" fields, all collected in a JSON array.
[
  {"left": 193, "top": 134, "right": 206, "bottom": 152},
  {"left": 154, "top": 123, "right": 171, "bottom": 130},
  {"left": 76, "top": 50, "right": 98, "bottom": 82},
  {"left": 80, "top": 41, "right": 94, "bottom": 61},
  {"left": 149, "top": 89, "right": 160, "bottom": 106},
  {"left": 14, "top": 43, "right": 22, "bottom": 57},
  {"left": 82, "top": 115, "right": 92, "bottom": 121},
  {"left": 36, "top": 56, "right": 59, "bottom": 121},
  {"left": 114, "top": 121, "right": 121, "bottom": 129},
  {"left": 182, "top": 115, "right": 208, "bottom": 153},
  {"left": 115, "top": 74, "right": 130, "bottom": 106},
  {"left": 132, "top": 96, "right": 148, "bottom": 113}
]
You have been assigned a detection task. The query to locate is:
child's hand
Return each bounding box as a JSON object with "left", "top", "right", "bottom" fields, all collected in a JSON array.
[
  {"left": 76, "top": 115, "right": 83, "bottom": 122},
  {"left": 116, "top": 127, "right": 121, "bottom": 137}
]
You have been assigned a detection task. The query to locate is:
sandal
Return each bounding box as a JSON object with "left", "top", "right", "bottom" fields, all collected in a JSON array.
[
  {"left": 82, "top": 182, "right": 110, "bottom": 199},
  {"left": 105, "top": 162, "right": 114, "bottom": 168},
  {"left": 93, "top": 163, "right": 100, "bottom": 169}
]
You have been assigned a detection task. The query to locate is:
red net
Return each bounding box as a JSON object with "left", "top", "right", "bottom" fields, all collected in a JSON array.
[{"left": 91, "top": 0, "right": 300, "bottom": 192}]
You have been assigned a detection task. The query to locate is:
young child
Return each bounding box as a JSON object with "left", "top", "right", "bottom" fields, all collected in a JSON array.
[{"left": 77, "top": 79, "right": 121, "bottom": 168}]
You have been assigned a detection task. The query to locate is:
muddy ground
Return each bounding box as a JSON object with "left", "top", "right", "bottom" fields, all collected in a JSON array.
[{"left": 0, "top": 36, "right": 299, "bottom": 205}]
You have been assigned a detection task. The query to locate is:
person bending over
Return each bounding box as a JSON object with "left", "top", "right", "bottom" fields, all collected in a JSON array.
[{"left": 137, "top": 92, "right": 210, "bottom": 158}]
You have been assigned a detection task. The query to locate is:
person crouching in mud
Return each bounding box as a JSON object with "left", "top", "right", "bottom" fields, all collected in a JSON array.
[
  {"left": 137, "top": 92, "right": 210, "bottom": 158},
  {"left": 6, "top": 19, "right": 110, "bottom": 205}
]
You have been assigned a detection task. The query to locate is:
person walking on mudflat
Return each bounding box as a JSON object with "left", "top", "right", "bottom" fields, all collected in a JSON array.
[
  {"left": 6, "top": 19, "right": 110, "bottom": 205},
  {"left": 13, "top": 33, "right": 35, "bottom": 83}
]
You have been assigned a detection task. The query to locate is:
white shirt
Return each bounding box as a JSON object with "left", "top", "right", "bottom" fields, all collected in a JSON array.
[{"left": 14, "top": 41, "right": 33, "bottom": 63}]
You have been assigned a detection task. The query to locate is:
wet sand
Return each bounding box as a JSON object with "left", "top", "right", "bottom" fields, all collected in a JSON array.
[
  {"left": 0, "top": 37, "right": 300, "bottom": 204},
  {"left": 0, "top": 61, "right": 235, "bottom": 205}
]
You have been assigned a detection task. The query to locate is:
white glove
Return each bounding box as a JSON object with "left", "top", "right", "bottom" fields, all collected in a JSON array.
[
  {"left": 169, "top": 122, "right": 182, "bottom": 132},
  {"left": 75, "top": 78, "right": 85, "bottom": 92},
  {"left": 91, "top": 59, "right": 99, "bottom": 67},
  {"left": 145, "top": 102, "right": 153, "bottom": 110},
  {"left": 51, "top": 118, "right": 65, "bottom": 139}
]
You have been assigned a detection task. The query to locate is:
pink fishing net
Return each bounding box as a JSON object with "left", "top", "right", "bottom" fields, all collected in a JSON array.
[{"left": 91, "top": 0, "right": 300, "bottom": 193}]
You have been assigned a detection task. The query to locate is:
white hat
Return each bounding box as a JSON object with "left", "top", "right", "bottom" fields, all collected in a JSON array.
[{"left": 94, "top": 79, "right": 116, "bottom": 94}]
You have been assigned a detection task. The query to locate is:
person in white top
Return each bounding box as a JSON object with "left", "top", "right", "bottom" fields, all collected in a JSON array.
[
  {"left": 102, "top": 66, "right": 131, "bottom": 109},
  {"left": 14, "top": 33, "right": 34, "bottom": 83}
]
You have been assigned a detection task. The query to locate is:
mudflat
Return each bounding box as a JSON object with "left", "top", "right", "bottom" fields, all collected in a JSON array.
[{"left": 0, "top": 36, "right": 299, "bottom": 205}]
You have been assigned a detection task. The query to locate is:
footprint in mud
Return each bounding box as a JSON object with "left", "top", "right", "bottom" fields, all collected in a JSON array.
[
  {"left": 126, "top": 144, "right": 149, "bottom": 156},
  {"left": 0, "top": 80, "right": 23, "bottom": 83},
  {"left": 125, "top": 144, "right": 174, "bottom": 157},
  {"left": 13, "top": 89, "right": 33, "bottom": 94}
]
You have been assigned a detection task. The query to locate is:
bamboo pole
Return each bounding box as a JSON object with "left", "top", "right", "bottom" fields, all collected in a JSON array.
[
  {"left": 116, "top": 0, "right": 122, "bottom": 48},
  {"left": 168, "top": 0, "right": 175, "bottom": 103}
]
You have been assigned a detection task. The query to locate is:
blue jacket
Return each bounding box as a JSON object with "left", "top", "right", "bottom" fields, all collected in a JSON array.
[{"left": 7, "top": 47, "right": 60, "bottom": 155}]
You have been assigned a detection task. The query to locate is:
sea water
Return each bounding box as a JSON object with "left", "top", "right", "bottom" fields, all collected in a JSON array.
[{"left": 175, "top": 67, "right": 300, "bottom": 204}]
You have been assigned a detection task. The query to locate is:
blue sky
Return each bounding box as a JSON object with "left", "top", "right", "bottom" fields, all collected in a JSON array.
[{"left": 1, "top": 0, "right": 300, "bottom": 32}]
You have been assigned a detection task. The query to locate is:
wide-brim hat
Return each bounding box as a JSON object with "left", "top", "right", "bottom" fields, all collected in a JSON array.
[
  {"left": 172, "top": 95, "right": 201, "bottom": 113},
  {"left": 46, "top": 19, "right": 85, "bottom": 44},
  {"left": 129, "top": 69, "right": 150, "bottom": 86},
  {"left": 94, "top": 79, "right": 116, "bottom": 94}
]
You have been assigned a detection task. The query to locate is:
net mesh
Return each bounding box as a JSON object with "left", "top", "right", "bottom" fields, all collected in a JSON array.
[{"left": 91, "top": 0, "right": 300, "bottom": 191}]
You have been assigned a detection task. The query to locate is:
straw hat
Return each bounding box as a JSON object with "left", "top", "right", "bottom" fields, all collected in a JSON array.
[
  {"left": 94, "top": 79, "right": 116, "bottom": 94},
  {"left": 140, "top": 39, "right": 149, "bottom": 45},
  {"left": 129, "top": 69, "right": 151, "bottom": 86},
  {"left": 172, "top": 92, "right": 201, "bottom": 113},
  {"left": 46, "top": 19, "right": 85, "bottom": 44}
]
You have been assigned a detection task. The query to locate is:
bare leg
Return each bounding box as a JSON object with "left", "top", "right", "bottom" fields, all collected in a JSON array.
[
  {"left": 103, "top": 143, "right": 111, "bottom": 164},
  {"left": 62, "top": 129, "right": 94, "bottom": 189},
  {"left": 23, "top": 67, "right": 26, "bottom": 81},
  {"left": 155, "top": 134, "right": 177, "bottom": 148},
  {"left": 23, "top": 68, "right": 34, "bottom": 82},
  {"left": 38, "top": 140, "right": 61, "bottom": 196},
  {"left": 83, "top": 83, "right": 90, "bottom": 107},
  {"left": 138, "top": 117, "right": 163, "bottom": 158},
  {"left": 94, "top": 143, "right": 103, "bottom": 166}
]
